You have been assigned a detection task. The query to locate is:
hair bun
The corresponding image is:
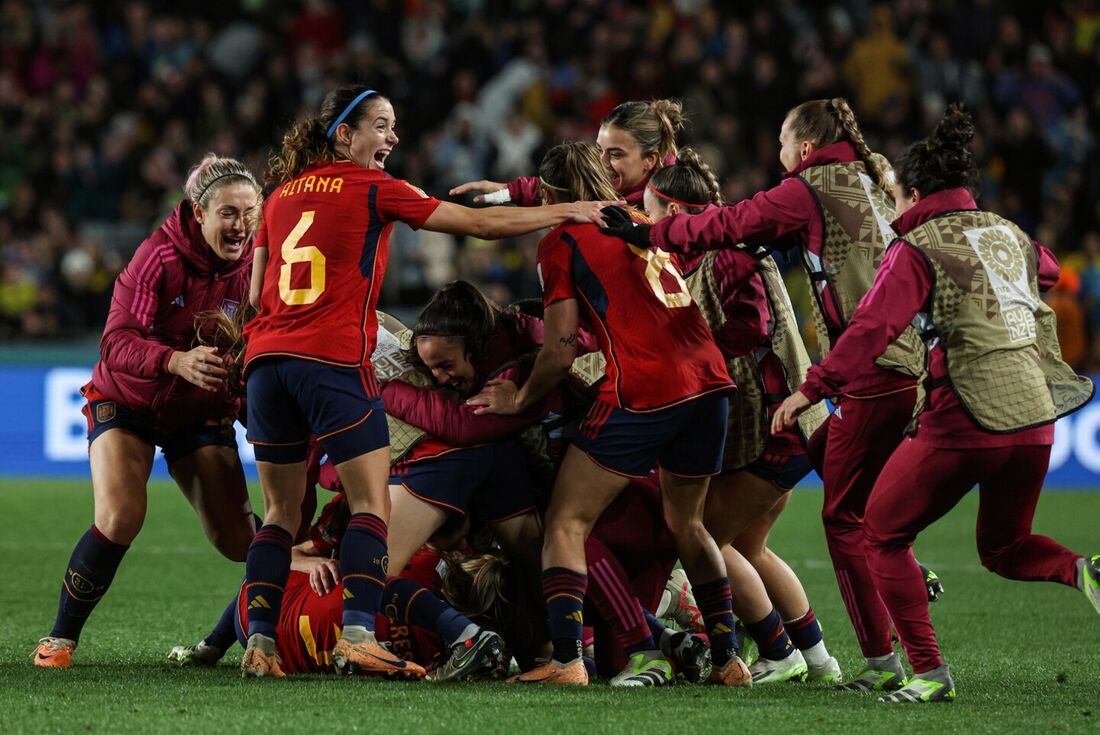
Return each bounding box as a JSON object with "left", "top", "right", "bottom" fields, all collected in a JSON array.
[{"left": 930, "top": 104, "right": 975, "bottom": 152}]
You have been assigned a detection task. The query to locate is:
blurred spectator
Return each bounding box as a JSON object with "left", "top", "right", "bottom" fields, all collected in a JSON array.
[{"left": 0, "top": 0, "right": 1095, "bottom": 365}]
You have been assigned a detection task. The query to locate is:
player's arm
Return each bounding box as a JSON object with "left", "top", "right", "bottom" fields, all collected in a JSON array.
[
  {"left": 468, "top": 298, "right": 579, "bottom": 415},
  {"left": 420, "top": 200, "right": 609, "bottom": 240},
  {"left": 291, "top": 540, "right": 341, "bottom": 596},
  {"left": 249, "top": 246, "right": 267, "bottom": 311}
]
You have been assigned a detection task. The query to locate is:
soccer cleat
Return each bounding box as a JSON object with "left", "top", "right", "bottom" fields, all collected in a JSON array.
[
  {"left": 240, "top": 634, "right": 285, "bottom": 678},
  {"left": 429, "top": 629, "right": 506, "bottom": 682},
  {"left": 878, "top": 667, "right": 956, "bottom": 704},
  {"left": 835, "top": 654, "right": 907, "bottom": 692},
  {"left": 919, "top": 563, "right": 945, "bottom": 602},
  {"left": 662, "top": 631, "right": 712, "bottom": 683},
  {"left": 610, "top": 650, "right": 675, "bottom": 687},
  {"left": 658, "top": 568, "right": 704, "bottom": 633},
  {"left": 748, "top": 648, "right": 808, "bottom": 684},
  {"left": 33, "top": 637, "right": 75, "bottom": 669},
  {"left": 333, "top": 632, "right": 425, "bottom": 679},
  {"left": 1080, "top": 554, "right": 1100, "bottom": 615},
  {"left": 508, "top": 657, "right": 588, "bottom": 685},
  {"left": 167, "top": 639, "right": 223, "bottom": 667},
  {"left": 709, "top": 656, "right": 752, "bottom": 687},
  {"left": 806, "top": 655, "right": 843, "bottom": 684}
]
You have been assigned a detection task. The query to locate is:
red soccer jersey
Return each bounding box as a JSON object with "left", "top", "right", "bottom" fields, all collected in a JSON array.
[
  {"left": 244, "top": 161, "right": 441, "bottom": 370},
  {"left": 537, "top": 222, "right": 732, "bottom": 411}
]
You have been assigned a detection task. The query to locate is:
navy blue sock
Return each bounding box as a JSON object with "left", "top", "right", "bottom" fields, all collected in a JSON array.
[
  {"left": 340, "top": 513, "right": 388, "bottom": 631},
  {"left": 51, "top": 525, "right": 128, "bottom": 642},
  {"left": 384, "top": 576, "right": 474, "bottom": 646},
  {"left": 243, "top": 525, "right": 293, "bottom": 638},
  {"left": 644, "top": 610, "right": 668, "bottom": 640},
  {"left": 693, "top": 578, "right": 737, "bottom": 667},
  {"left": 204, "top": 595, "right": 241, "bottom": 652},
  {"left": 745, "top": 607, "right": 795, "bottom": 660},
  {"left": 543, "top": 566, "right": 587, "bottom": 663},
  {"left": 785, "top": 607, "right": 824, "bottom": 651}
]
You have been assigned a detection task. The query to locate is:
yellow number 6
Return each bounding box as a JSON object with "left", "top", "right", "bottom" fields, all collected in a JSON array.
[{"left": 278, "top": 211, "right": 326, "bottom": 305}]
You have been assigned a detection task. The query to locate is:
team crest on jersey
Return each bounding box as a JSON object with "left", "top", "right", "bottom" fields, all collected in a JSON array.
[
  {"left": 221, "top": 299, "right": 240, "bottom": 317},
  {"left": 95, "top": 402, "right": 116, "bottom": 423}
]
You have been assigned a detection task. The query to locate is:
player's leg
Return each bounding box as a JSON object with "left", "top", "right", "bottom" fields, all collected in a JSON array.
[
  {"left": 511, "top": 445, "right": 629, "bottom": 685},
  {"left": 974, "top": 445, "right": 1084, "bottom": 592},
  {"left": 862, "top": 438, "right": 978, "bottom": 703},
  {"left": 706, "top": 470, "right": 804, "bottom": 683},
  {"left": 168, "top": 441, "right": 254, "bottom": 562},
  {"left": 36, "top": 427, "right": 154, "bottom": 668},
  {"left": 820, "top": 391, "right": 914, "bottom": 668}
]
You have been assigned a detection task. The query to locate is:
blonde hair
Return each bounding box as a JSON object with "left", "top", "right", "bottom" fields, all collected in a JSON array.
[
  {"left": 184, "top": 154, "right": 261, "bottom": 209},
  {"left": 537, "top": 141, "right": 620, "bottom": 202},
  {"left": 439, "top": 552, "right": 511, "bottom": 619},
  {"left": 602, "top": 99, "right": 685, "bottom": 163},
  {"left": 194, "top": 304, "right": 255, "bottom": 396},
  {"left": 787, "top": 98, "right": 888, "bottom": 191}
]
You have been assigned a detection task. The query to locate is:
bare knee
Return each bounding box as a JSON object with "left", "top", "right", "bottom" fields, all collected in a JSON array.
[{"left": 95, "top": 507, "right": 145, "bottom": 545}]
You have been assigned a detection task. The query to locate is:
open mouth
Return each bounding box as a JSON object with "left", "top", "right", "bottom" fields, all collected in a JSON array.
[
  {"left": 222, "top": 235, "right": 244, "bottom": 254},
  {"left": 373, "top": 149, "right": 391, "bottom": 169}
]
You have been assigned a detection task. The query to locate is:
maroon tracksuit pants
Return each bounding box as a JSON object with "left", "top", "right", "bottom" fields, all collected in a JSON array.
[
  {"left": 814, "top": 388, "right": 916, "bottom": 658},
  {"left": 863, "top": 437, "right": 1080, "bottom": 672}
]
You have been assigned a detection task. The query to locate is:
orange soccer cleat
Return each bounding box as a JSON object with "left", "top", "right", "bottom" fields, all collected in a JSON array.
[
  {"left": 33, "top": 637, "right": 76, "bottom": 669},
  {"left": 508, "top": 658, "right": 589, "bottom": 685},
  {"left": 240, "top": 634, "right": 286, "bottom": 678},
  {"left": 332, "top": 634, "right": 426, "bottom": 679},
  {"left": 710, "top": 655, "right": 753, "bottom": 687}
]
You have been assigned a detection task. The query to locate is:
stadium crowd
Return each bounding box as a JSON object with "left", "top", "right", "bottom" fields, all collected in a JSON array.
[{"left": 1, "top": 0, "right": 1099, "bottom": 369}]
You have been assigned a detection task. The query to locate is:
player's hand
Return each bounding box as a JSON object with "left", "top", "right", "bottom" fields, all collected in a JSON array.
[
  {"left": 570, "top": 200, "right": 625, "bottom": 227},
  {"left": 467, "top": 378, "right": 522, "bottom": 415},
  {"left": 599, "top": 206, "right": 652, "bottom": 248},
  {"left": 168, "top": 346, "right": 227, "bottom": 392},
  {"left": 771, "top": 391, "right": 811, "bottom": 434},
  {"left": 449, "top": 180, "right": 508, "bottom": 203},
  {"left": 304, "top": 557, "right": 341, "bottom": 596}
]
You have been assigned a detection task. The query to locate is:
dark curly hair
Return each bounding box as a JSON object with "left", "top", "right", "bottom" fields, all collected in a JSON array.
[
  {"left": 895, "top": 104, "right": 978, "bottom": 198},
  {"left": 407, "top": 281, "right": 509, "bottom": 369}
]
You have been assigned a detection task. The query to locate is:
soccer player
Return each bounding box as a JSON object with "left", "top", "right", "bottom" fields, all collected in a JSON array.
[
  {"left": 773, "top": 105, "right": 1098, "bottom": 703},
  {"left": 239, "top": 85, "right": 604, "bottom": 679},
  {"left": 470, "top": 141, "right": 747, "bottom": 686},
  {"left": 450, "top": 99, "right": 683, "bottom": 208},
  {"left": 34, "top": 156, "right": 262, "bottom": 669},
  {"left": 601, "top": 98, "right": 927, "bottom": 692},
  {"left": 640, "top": 150, "right": 841, "bottom": 685}
]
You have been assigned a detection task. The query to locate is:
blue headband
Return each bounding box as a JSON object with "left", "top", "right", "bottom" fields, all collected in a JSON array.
[{"left": 326, "top": 89, "right": 379, "bottom": 139}]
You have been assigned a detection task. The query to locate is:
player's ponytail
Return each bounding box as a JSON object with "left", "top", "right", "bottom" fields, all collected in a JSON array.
[
  {"left": 266, "top": 85, "right": 388, "bottom": 185},
  {"left": 786, "top": 97, "right": 888, "bottom": 191},
  {"left": 895, "top": 104, "right": 977, "bottom": 198},
  {"left": 538, "top": 141, "right": 619, "bottom": 203},
  {"left": 647, "top": 147, "right": 723, "bottom": 214},
  {"left": 602, "top": 98, "right": 685, "bottom": 164}
]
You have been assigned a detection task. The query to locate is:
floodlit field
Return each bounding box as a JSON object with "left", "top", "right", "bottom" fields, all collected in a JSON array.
[{"left": 1, "top": 479, "right": 1097, "bottom": 734}]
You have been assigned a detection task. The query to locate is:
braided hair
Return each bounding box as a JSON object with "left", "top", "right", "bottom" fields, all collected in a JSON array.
[
  {"left": 646, "top": 147, "right": 723, "bottom": 214},
  {"left": 786, "top": 98, "right": 889, "bottom": 192}
]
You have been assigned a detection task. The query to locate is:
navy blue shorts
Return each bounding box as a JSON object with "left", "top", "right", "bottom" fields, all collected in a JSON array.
[
  {"left": 740, "top": 452, "right": 814, "bottom": 490},
  {"left": 571, "top": 393, "right": 729, "bottom": 478},
  {"left": 82, "top": 386, "right": 237, "bottom": 466},
  {"left": 390, "top": 441, "right": 537, "bottom": 523},
  {"left": 246, "top": 357, "right": 388, "bottom": 465}
]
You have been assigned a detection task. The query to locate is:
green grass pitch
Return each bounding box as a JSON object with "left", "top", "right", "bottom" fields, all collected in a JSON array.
[{"left": 1, "top": 479, "right": 1097, "bottom": 733}]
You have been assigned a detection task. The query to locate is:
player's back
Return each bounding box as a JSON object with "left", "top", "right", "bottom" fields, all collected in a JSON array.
[
  {"left": 539, "top": 222, "right": 731, "bottom": 411},
  {"left": 245, "top": 161, "right": 438, "bottom": 369}
]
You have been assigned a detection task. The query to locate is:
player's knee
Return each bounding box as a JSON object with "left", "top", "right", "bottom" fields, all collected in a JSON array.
[
  {"left": 977, "top": 543, "right": 1010, "bottom": 575},
  {"left": 208, "top": 522, "right": 254, "bottom": 562},
  {"left": 95, "top": 508, "right": 145, "bottom": 545}
]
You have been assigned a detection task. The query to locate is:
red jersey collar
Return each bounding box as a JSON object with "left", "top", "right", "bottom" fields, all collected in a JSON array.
[
  {"left": 782, "top": 141, "right": 858, "bottom": 178},
  {"left": 891, "top": 187, "right": 978, "bottom": 236}
]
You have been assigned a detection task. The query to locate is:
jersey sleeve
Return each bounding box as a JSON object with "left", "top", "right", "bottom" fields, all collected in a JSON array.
[
  {"left": 376, "top": 179, "right": 443, "bottom": 230},
  {"left": 99, "top": 240, "right": 175, "bottom": 377},
  {"left": 537, "top": 231, "right": 576, "bottom": 306}
]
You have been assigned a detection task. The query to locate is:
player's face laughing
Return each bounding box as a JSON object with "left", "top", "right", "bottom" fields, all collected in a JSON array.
[
  {"left": 597, "top": 124, "right": 658, "bottom": 194},
  {"left": 416, "top": 336, "right": 478, "bottom": 396},
  {"left": 195, "top": 182, "right": 260, "bottom": 261},
  {"left": 348, "top": 99, "right": 399, "bottom": 171}
]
